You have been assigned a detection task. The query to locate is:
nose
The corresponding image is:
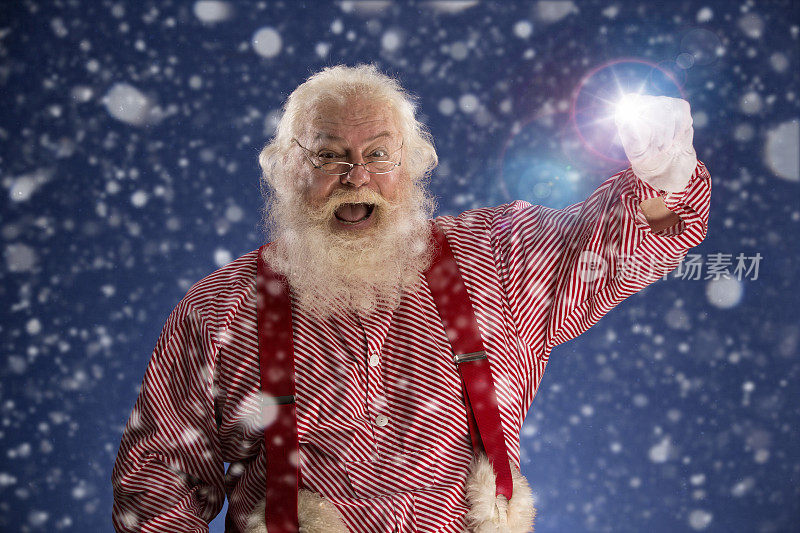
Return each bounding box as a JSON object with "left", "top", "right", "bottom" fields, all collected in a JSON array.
[{"left": 340, "top": 162, "right": 371, "bottom": 188}]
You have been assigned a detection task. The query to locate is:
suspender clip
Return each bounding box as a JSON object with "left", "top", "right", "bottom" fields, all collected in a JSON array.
[
  {"left": 264, "top": 394, "right": 296, "bottom": 405},
  {"left": 453, "top": 351, "right": 487, "bottom": 364}
]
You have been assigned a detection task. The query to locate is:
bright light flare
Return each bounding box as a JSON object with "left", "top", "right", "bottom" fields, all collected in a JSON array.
[
  {"left": 614, "top": 93, "right": 647, "bottom": 126},
  {"left": 569, "top": 59, "right": 684, "bottom": 163}
]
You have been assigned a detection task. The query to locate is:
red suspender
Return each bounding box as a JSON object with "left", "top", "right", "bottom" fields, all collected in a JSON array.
[
  {"left": 251, "top": 222, "right": 513, "bottom": 531},
  {"left": 425, "top": 222, "right": 514, "bottom": 501},
  {"left": 255, "top": 245, "right": 300, "bottom": 533}
]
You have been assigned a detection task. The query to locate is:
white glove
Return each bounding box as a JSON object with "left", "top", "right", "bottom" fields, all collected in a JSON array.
[{"left": 615, "top": 94, "right": 698, "bottom": 193}]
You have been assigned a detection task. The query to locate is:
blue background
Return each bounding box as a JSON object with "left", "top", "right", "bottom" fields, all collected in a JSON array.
[{"left": 1, "top": 1, "right": 798, "bottom": 531}]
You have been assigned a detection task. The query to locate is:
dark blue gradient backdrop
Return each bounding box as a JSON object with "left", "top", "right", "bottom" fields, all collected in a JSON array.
[{"left": 1, "top": 1, "right": 798, "bottom": 532}]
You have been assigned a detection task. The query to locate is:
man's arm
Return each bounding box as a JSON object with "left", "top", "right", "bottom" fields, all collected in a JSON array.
[
  {"left": 112, "top": 303, "right": 225, "bottom": 532},
  {"left": 624, "top": 94, "right": 700, "bottom": 234},
  {"left": 488, "top": 156, "right": 711, "bottom": 352},
  {"left": 549, "top": 161, "right": 711, "bottom": 348}
]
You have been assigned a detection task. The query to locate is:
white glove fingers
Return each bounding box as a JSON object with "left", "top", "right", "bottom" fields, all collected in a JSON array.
[
  {"left": 615, "top": 94, "right": 696, "bottom": 192},
  {"left": 618, "top": 121, "right": 651, "bottom": 159},
  {"left": 676, "top": 124, "right": 695, "bottom": 154}
]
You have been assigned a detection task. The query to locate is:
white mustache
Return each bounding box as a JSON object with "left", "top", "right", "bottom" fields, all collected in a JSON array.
[
  {"left": 266, "top": 179, "right": 435, "bottom": 319},
  {"left": 314, "top": 188, "right": 394, "bottom": 222}
]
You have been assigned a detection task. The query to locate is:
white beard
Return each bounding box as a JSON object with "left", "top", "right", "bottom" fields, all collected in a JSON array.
[{"left": 263, "top": 179, "right": 435, "bottom": 319}]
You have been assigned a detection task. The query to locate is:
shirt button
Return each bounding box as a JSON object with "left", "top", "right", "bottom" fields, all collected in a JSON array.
[
  {"left": 368, "top": 353, "right": 380, "bottom": 367},
  {"left": 374, "top": 414, "right": 389, "bottom": 427}
]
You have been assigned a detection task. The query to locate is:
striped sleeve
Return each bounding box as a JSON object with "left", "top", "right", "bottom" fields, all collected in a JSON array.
[
  {"left": 112, "top": 302, "right": 225, "bottom": 532},
  {"left": 492, "top": 161, "right": 711, "bottom": 351}
]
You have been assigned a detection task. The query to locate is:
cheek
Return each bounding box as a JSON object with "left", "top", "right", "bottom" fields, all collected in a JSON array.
[
  {"left": 379, "top": 171, "right": 408, "bottom": 200},
  {"left": 306, "top": 174, "right": 338, "bottom": 205}
]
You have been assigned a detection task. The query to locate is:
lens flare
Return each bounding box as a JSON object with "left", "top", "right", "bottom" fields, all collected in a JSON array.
[
  {"left": 497, "top": 59, "right": 686, "bottom": 206},
  {"left": 570, "top": 59, "right": 685, "bottom": 163},
  {"left": 614, "top": 94, "right": 646, "bottom": 126}
]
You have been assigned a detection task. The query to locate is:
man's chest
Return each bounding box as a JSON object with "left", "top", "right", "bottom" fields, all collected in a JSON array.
[
  {"left": 291, "top": 282, "right": 470, "bottom": 462},
  {"left": 216, "top": 246, "right": 531, "bottom": 467}
]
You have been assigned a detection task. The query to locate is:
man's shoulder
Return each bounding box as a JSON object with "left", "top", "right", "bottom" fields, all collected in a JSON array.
[{"left": 180, "top": 247, "right": 262, "bottom": 317}]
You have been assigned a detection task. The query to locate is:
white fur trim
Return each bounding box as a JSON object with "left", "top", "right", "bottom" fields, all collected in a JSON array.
[
  {"left": 244, "top": 489, "right": 349, "bottom": 533},
  {"left": 464, "top": 452, "right": 536, "bottom": 533}
]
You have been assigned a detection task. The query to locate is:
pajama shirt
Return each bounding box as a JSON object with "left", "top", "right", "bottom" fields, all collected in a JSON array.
[{"left": 112, "top": 163, "right": 711, "bottom": 532}]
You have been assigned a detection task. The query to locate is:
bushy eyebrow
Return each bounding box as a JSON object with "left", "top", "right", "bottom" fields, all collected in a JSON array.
[{"left": 313, "top": 131, "right": 393, "bottom": 144}]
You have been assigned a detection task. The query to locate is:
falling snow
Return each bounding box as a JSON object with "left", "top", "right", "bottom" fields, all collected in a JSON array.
[
  {"left": 1, "top": 1, "right": 798, "bottom": 532},
  {"left": 765, "top": 120, "right": 800, "bottom": 181},
  {"left": 193, "top": 1, "right": 233, "bottom": 24},
  {"left": 252, "top": 27, "right": 282, "bottom": 58}
]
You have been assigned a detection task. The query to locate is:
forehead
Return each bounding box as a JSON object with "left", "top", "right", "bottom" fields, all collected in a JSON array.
[{"left": 307, "top": 97, "right": 399, "bottom": 146}]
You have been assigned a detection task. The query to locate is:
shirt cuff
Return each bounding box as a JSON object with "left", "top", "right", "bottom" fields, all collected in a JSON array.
[{"left": 627, "top": 159, "right": 711, "bottom": 242}]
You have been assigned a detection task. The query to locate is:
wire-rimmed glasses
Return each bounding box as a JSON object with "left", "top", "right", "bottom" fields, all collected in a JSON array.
[{"left": 292, "top": 138, "right": 403, "bottom": 175}]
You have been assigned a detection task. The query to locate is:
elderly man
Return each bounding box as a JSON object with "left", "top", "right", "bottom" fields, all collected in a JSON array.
[{"left": 112, "top": 64, "right": 711, "bottom": 532}]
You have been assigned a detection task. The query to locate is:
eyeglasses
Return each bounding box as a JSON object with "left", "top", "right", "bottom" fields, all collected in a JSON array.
[{"left": 292, "top": 138, "right": 403, "bottom": 175}]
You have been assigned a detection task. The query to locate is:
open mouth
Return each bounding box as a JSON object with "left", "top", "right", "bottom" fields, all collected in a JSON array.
[{"left": 334, "top": 203, "right": 375, "bottom": 225}]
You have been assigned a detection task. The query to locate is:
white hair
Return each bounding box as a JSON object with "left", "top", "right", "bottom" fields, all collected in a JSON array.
[
  {"left": 256, "top": 65, "right": 439, "bottom": 318},
  {"left": 257, "top": 64, "right": 438, "bottom": 217}
]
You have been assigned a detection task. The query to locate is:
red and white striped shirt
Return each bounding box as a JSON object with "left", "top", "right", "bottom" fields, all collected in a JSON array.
[{"left": 112, "top": 164, "right": 711, "bottom": 532}]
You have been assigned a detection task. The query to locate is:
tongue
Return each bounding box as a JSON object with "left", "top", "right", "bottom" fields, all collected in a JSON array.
[{"left": 335, "top": 203, "right": 369, "bottom": 222}]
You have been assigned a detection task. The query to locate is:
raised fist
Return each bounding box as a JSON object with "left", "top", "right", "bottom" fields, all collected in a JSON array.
[{"left": 615, "top": 94, "right": 698, "bottom": 193}]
